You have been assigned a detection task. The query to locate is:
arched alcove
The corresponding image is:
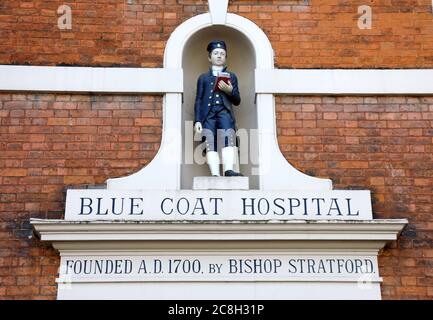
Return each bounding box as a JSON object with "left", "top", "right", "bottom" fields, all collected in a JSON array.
[
  {"left": 107, "top": 12, "right": 332, "bottom": 191},
  {"left": 181, "top": 26, "right": 258, "bottom": 189}
]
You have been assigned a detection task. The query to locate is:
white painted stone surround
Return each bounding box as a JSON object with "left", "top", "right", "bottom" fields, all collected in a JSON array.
[{"left": 32, "top": 219, "right": 407, "bottom": 300}]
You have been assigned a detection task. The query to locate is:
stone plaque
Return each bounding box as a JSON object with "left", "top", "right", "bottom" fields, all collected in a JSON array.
[{"left": 65, "top": 189, "right": 373, "bottom": 221}]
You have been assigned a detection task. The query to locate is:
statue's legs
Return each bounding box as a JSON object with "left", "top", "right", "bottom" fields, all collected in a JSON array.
[
  {"left": 202, "top": 105, "right": 243, "bottom": 177},
  {"left": 222, "top": 146, "right": 242, "bottom": 176},
  {"left": 221, "top": 146, "right": 234, "bottom": 172},
  {"left": 206, "top": 151, "right": 221, "bottom": 177}
]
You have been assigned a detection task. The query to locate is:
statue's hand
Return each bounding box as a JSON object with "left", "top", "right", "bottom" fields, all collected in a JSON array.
[
  {"left": 194, "top": 122, "right": 203, "bottom": 134},
  {"left": 218, "top": 80, "right": 233, "bottom": 95}
]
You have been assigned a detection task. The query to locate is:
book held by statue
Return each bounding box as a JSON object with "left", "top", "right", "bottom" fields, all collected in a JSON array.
[{"left": 213, "top": 72, "right": 231, "bottom": 91}]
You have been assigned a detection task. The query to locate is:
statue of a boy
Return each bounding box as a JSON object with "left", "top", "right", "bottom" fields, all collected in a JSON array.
[{"left": 194, "top": 40, "right": 243, "bottom": 177}]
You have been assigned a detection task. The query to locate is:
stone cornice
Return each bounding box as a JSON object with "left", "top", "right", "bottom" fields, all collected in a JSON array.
[{"left": 31, "top": 218, "right": 407, "bottom": 251}]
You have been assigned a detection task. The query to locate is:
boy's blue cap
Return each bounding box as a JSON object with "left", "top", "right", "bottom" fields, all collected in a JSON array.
[{"left": 207, "top": 40, "right": 227, "bottom": 53}]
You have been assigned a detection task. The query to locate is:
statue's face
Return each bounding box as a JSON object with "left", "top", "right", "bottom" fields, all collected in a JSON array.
[{"left": 208, "top": 48, "right": 227, "bottom": 66}]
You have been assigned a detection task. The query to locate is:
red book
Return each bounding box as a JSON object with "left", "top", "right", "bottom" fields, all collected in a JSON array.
[{"left": 213, "top": 72, "right": 231, "bottom": 91}]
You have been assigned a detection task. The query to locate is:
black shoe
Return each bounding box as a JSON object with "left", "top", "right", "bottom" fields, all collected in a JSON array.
[{"left": 224, "top": 170, "right": 243, "bottom": 177}]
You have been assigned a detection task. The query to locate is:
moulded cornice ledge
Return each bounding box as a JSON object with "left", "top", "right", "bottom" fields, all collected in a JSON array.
[
  {"left": 31, "top": 218, "right": 408, "bottom": 244},
  {"left": 255, "top": 69, "right": 433, "bottom": 95},
  {"left": 0, "top": 65, "right": 183, "bottom": 93}
]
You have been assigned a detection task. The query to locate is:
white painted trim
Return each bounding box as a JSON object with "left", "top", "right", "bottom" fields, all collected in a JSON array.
[
  {"left": 56, "top": 281, "right": 382, "bottom": 300},
  {"left": 56, "top": 277, "right": 383, "bottom": 284},
  {"left": 0, "top": 65, "right": 183, "bottom": 93},
  {"left": 163, "top": 13, "right": 274, "bottom": 70},
  {"left": 208, "top": 0, "right": 229, "bottom": 25},
  {"left": 1, "top": 65, "right": 433, "bottom": 95},
  {"left": 59, "top": 249, "right": 387, "bottom": 256},
  {"left": 32, "top": 218, "right": 407, "bottom": 245},
  {"left": 256, "top": 69, "right": 433, "bottom": 95}
]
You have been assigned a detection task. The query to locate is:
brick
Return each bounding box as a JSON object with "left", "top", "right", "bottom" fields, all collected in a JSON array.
[
  {"left": 395, "top": 287, "right": 427, "bottom": 296},
  {"left": 64, "top": 176, "right": 94, "bottom": 185},
  {"left": 414, "top": 179, "right": 430, "bottom": 186},
  {"left": 0, "top": 169, "right": 27, "bottom": 177},
  {"left": 16, "top": 276, "right": 33, "bottom": 286},
  {"left": 301, "top": 104, "right": 315, "bottom": 112},
  {"left": 47, "top": 118, "right": 71, "bottom": 126},
  {"left": 335, "top": 97, "right": 364, "bottom": 104},
  {"left": 4, "top": 101, "right": 33, "bottom": 109},
  {"left": 134, "top": 118, "right": 161, "bottom": 126},
  {"left": 6, "top": 286, "right": 39, "bottom": 296},
  {"left": 370, "top": 177, "right": 385, "bottom": 186},
  {"left": 323, "top": 112, "right": 337, "bottom": 120},
  {"left": 39, "top": 286, "right": 57, "bottom": 296},
  {"left": 278, "top": 136, "right": 303, "bottom": 144},
  {"left": 401, "top": 276, "right": 417, "bottom": 286},
  {"left": 0, "top": 276, "right": 16, "bottom": 286}
]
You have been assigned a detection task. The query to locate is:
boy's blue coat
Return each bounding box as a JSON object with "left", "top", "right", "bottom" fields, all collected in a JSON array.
[{"left": 194, "top": 67, "right": 241, "bottom": 125}]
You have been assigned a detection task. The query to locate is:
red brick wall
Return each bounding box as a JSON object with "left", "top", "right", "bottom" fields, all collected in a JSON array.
[
  {"left": 276, "top": 95, "right": 433, "bottom": 299},
  {"left": 1, "top": 0, "right": 432, "bottom": 67},
  {"left": 0, "top": 93, "right": 162, "bottom": 299},
  {"left": 1, "top": 0, "right": 433, "bottom": 300}
]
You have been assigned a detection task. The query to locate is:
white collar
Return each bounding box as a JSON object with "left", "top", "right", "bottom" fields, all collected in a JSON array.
[{"left": 211, "top": 65, "right": 224, "bottom": 76}]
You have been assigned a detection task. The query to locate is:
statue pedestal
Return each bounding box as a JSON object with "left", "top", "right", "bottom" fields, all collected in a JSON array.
[{"left": 193, "top": 176, "right": 249, "bottom": 190}]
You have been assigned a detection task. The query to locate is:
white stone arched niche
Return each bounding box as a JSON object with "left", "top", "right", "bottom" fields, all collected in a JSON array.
[
  {"left": 181, "top": 25, "right": 259, "bottom": 189},
  {"left": 107, "top": 12, "right": 332, "bottom": 191}
]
